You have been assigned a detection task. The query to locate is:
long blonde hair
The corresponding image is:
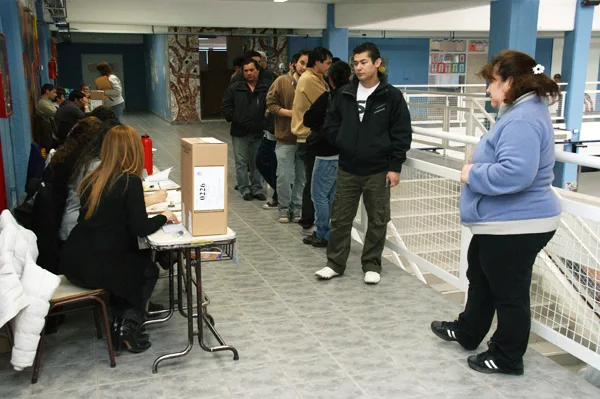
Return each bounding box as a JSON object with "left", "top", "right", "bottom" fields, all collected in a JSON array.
[{"left": 79, "top": 125, "right": 144, "bottom": 220}]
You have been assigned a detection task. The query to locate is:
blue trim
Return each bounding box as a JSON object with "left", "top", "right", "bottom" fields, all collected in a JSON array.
[
  {"left": 489, "top": 0, "right": 540, "bottom": 59},
  {"left": 322, "top": 4, "right": 348, "bottom": 62},
  {"left": 554, "top": 2, "right": 595, "bottom": 188},
  {"left": 0, "top": 0, "right": 32, "bottom": 203}
]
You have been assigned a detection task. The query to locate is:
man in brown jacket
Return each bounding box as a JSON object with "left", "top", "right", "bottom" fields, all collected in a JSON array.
[
  {"left": 267, "top": 50, "right": 310, "bottom": 223},
  {"left": 291, "top": 47, "right": 333, "bottom": 231}
]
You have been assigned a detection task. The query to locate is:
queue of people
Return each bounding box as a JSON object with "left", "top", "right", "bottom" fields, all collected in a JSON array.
[{"left": 221, "top": 44, "right": 561, "bottom": 376}]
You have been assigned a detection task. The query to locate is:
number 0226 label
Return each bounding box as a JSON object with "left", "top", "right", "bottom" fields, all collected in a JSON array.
[{"left": 193, "top": 166, "right": 225, "bottom": 211}]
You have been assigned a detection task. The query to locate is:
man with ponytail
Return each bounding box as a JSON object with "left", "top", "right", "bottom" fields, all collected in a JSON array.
[{"left": 431, "top": 50, "right": 561, "bottom": 376}]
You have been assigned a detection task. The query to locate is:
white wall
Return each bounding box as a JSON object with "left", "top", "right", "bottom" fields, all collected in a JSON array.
[
  {"left": 551, "top": 37, "right": 600, "bottom": 84},
  {"left": 336, "top": 0, "right": 583, "bottom": 32},
  {"left": 66, "top": 0, "right": 327, "bottom": 30}
]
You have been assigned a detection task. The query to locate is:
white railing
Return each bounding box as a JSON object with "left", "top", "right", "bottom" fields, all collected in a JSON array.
[
  {"left": 353, "top": 126, "right": 600, "bottom": 370},
  {"left": 397, "top": 81, "right": 600, "bottom": 126}
]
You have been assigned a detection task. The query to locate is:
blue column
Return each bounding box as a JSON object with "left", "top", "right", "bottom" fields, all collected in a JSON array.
[
  {"left": 35, "top": 0, "right": 51, "bottom": 84},
  {"left": 554, "top": 2, "right": 595, "bottom": 189},
  {"left": 322, "top": 4, "right": 348, "bottom": 61},
  {"left": 0, "top": 0, "right": 32, "bottom": 202},
  {"left": 488, "top": 0, "right": 540, "bottom": 60}
]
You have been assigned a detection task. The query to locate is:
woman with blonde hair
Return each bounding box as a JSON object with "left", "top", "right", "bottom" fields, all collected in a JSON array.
[
  {"left": 60, "top": 125, "right": 177, "bottom": 353},
  {"left": 431, "top": 50, "right": 561, "bottom": 376},
  {"left": 95, "top": 62, "right": 125, "bottom": 120}
]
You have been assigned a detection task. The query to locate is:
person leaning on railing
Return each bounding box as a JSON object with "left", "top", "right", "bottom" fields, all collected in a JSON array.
[{"left": 430, "top": 50, "right": 562, "bottom": 376}]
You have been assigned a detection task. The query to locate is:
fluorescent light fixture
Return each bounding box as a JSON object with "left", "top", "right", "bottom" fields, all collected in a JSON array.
[{"left": 274, "top": 0, "right": 288, "bottom": 2}]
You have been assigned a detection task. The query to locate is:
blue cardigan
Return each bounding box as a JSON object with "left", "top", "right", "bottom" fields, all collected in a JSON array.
[{"left": 460, "top": 93, "right": 561, "bottom": 235}]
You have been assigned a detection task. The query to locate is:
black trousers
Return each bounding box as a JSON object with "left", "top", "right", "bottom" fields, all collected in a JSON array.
[
  {"left": 297, "top": 143, "right": 315, "bottom": 227},
  {"left": 255, "top": 137, "right": 278, "bottom": 202},
  {"left": 456, "top": 231, "right": 555, "bottom": 365}
]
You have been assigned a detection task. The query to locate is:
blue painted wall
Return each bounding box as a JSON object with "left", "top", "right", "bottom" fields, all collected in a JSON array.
[
  {"left": 288, "top": 37, "right": 323, "bottom": 60},
  {"left": 535, "top": 38, "right": 553, "bottom": 77},
  {"left": 0, "top": 0, "right": 33, "bottom": 205},
  {"left": 56, "top": 42, "right": 148, "bottom": 109},
  {"left": 349, "top": 38, "right": 430, "bottom": 85},
  {"left": 144, "top": 34, "right": 171, "bottom": 121},
  {"left": 288, "top": 37, "right": 430, "bottom": 85}
]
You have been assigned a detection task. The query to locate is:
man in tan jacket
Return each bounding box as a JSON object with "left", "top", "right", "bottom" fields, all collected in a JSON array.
[
  {"left": 291, "top": 47, "right": 333, "bottom": 231},
  {"left": 267, "top": 50, "right": 310, "bottom": 223}
]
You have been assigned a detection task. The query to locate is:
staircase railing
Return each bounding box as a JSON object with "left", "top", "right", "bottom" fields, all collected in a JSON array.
[{"left": 352, "top": 125, "right": 600, "bottom": 370}]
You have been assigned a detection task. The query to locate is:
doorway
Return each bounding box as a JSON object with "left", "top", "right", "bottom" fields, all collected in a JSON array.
[{"left": 199, "top": 36, "right": 233, "bottom": 120}]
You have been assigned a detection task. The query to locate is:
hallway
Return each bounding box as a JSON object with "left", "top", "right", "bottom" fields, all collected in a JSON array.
[{"left": 0, "top": 112, "right": 598, "bottom": 399}]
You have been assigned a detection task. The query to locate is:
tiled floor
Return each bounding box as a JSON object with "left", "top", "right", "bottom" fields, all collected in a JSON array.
[{"left": 1, "top": 112, "right": 599, "bottom": 398}]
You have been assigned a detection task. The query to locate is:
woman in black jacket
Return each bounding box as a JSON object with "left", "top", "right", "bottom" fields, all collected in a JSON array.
[
  {"left": 303, "top": 61, "right": 352, "bottom": 247},
  {"left": 60, "top": 125, "right": 178, "bottom": 353}
]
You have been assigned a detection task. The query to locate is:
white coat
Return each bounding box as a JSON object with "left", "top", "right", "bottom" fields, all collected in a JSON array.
[{"left": 0, "top": 210, "right": 60, "bottom": 371}]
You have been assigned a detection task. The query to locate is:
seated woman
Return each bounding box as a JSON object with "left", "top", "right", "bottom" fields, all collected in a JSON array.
[
  {"left": 60, "top": 119, "right": 167, "bottom": 242},
  {"left": 60, "top": 125, "right": 178, "bottom": 353}
]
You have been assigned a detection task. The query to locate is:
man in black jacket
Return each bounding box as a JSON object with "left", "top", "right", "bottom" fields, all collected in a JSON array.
[
  {"left": 55, "top": 90, "right": 88, "bottom": 145},
  {"left": 315, "top": 42, "right": 412, "bottom": 285},
  {"left": 221, "top": 58, "right": 268, "bottom": 201}
]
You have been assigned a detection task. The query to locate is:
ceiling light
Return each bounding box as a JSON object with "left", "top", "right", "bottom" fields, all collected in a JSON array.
[{"left": 274, "top": 0, "right": 288, "bottom": 3}]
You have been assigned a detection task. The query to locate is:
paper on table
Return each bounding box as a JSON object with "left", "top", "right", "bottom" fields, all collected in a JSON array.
[{"left": 145, "top": 167, "right": 172, "bottom": 182}]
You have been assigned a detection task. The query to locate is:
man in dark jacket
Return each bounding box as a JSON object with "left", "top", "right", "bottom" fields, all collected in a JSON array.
[
  {"left": 315, "top": 42, "right": 412, "bottom": 285},
  {"left": 303, "top": 60, "right": 352, "bottom": 248},
  {"left": 221, "top": 58, "right": 268, "bottom": 201},
  {"left": 55, "top": 90, "right": 88, "bottom": 145}
]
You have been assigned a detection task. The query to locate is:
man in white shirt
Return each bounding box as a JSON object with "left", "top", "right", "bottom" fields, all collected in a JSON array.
[{"left": 315, "top": 43, "right": 412, "bottom": 285}]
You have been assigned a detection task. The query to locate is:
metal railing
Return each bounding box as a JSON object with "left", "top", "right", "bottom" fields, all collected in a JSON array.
[
  {"left": 397, "top": 81, "right": 600, "bottom": 127},
  {"left": 352, "top": 126, "right": 600, "bottom": 370}
]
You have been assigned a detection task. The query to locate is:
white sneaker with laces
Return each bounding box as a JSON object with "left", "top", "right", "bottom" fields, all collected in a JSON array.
[
  {"left": 364, "top": 271, "right": 381, "bottom": 284},
  {"left": 315, "top": 267, "right": 339, "bottom": 280}
]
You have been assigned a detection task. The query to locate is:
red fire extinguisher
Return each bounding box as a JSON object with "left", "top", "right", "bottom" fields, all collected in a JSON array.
[
  {"left": 141, "top": 133, "right": 153, "bottom": 176},
  {"left": 48, "top": 59, "right": 57, "bottom": 80}
]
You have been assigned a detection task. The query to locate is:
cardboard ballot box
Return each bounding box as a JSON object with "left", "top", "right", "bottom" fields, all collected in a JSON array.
[
  {"left": 89, "top": 90, "right": 104, "bottom": 111},
  {"left": 181, "top": 137, "right": 228, "bottom": 236}
]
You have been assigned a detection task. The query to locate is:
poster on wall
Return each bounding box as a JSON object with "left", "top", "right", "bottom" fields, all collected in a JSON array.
[{"left": 468, "top": 40, "right": 489, "bottom": 53}]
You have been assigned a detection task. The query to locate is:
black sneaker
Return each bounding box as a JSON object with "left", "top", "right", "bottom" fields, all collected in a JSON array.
[
  {"left": 312, "top": 236, "right": 328, "bottom": 248},
  {"left": 253, "top": 193, "right": 267, "bottom": 201},
  {"left": 431, "top": 320, "right": 459, "bottom": 343},
  {"left": 243, "top": 193, "right": 253, "bottom": 201},
  {"left": 467, "top": 350, "right": 524, "bottom": 376},
  {"left": 303, "top": 232, "right": 317, "bottom": 245}
]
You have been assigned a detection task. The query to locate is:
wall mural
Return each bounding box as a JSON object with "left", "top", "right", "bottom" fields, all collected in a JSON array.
[
  {"left": 168, "top": 27, "right": 288, "bottom": 123},
  {"left": 19, "top": 4, "right": 41, "bottom": 134}
]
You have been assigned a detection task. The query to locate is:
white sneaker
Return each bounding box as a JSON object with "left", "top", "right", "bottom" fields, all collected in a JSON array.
[
  {"left": 364, "top": 271, "right": 381, "bottom": 285},
  {"left": 315, "top": 267, "right": 340, "bottom": 280}
]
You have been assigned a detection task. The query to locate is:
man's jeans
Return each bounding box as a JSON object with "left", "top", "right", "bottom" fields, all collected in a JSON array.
[
  {"left": 232, "top": 135, "right": 263, "bottom": 196},
  {"left": 275, "top": 144, "right": 305, "bottom": 214},
  {"left": 255, "top": 136, "right": 278, "bottom": 202},
  {"left": 311, "top": 158, "right": 338, "bottom": 241}
]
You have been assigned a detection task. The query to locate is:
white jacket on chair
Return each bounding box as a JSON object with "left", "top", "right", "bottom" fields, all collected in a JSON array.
[{"left": 0, "top": 210, "right": 60, "bottom": 371}]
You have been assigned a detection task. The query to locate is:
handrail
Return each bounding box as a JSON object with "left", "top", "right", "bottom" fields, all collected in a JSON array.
[
  {"left": 412, "top": 126, "right": 600, "bottom": 170},
  {"left": 404, "top": 90, "right": 488, "bottom": 98}
]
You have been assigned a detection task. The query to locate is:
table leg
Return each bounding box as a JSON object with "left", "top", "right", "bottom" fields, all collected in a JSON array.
[
  {"left": 142, "top": 250, "right": 175, "bottom": 328},
  {"left": 152, "top": 248, "right": 195, "bottom": 373},
  {"left": 194, "top": 247, "right": 239, "bottom": 360}
]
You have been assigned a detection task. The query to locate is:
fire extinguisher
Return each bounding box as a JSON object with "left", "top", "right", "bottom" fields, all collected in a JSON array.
[
  {"left": 48, "top": 59, "right": 57, "bottom": 80},
  {"left": 141, "top": 133, "right": 153, "bottom": 176}
]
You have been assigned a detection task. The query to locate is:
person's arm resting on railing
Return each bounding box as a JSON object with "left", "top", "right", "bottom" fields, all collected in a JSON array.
[{"left": 467, "top": 120, "right": 541, "bottom": 196}]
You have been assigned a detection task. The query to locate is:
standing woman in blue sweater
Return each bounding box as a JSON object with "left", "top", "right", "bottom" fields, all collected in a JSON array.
[{"left": 431, "top": 50, "right": 562, "bottom": 376}]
